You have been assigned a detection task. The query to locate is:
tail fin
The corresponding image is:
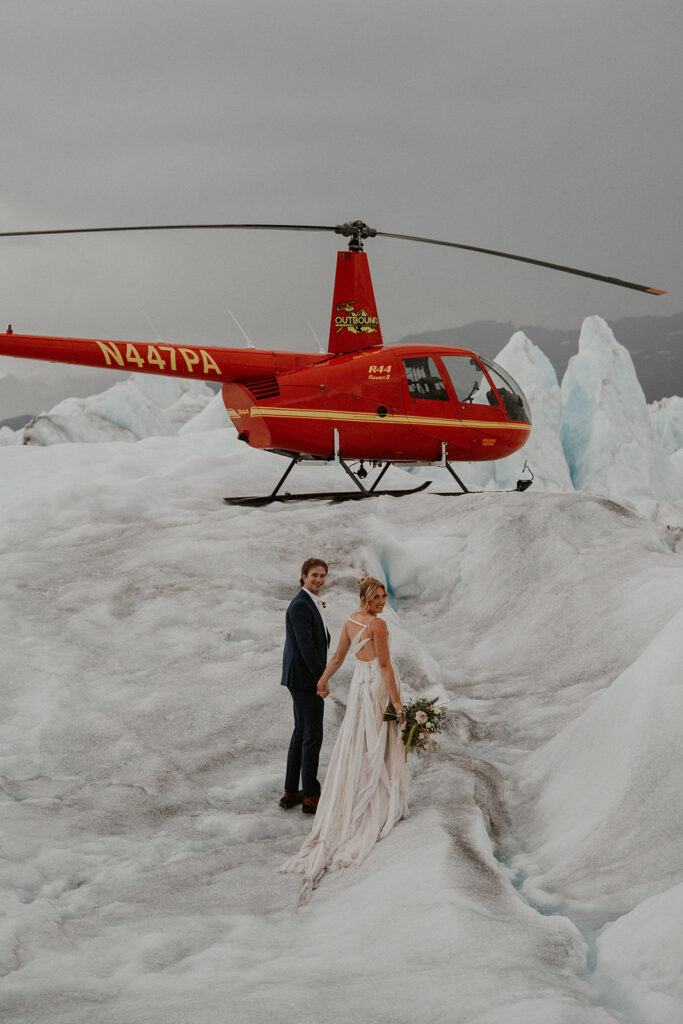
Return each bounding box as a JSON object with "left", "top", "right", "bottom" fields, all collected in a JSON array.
[{"left": 328, "top": 251, "right": 383, "bottom": 354}]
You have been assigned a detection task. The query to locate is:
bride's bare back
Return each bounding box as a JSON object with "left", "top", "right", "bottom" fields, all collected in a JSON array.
[
  {"left": 345, "top": 612, "right": 378, "bottom": 662},
  {"left": 316, "top": 584, "right": 402, "bottom": 716}
]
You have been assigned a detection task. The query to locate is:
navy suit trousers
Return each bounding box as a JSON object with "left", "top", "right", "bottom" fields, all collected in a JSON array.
[{"left": 285, "top": 689, "right": 325, "bottom": 798}]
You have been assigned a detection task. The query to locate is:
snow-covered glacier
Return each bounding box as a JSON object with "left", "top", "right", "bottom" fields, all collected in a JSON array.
[
  {"left": 1, "top": 411, "right": 682, "bottom": 1023},
  {"left": 650, "top": 394, "right": 683, "bottom": 455},
  {"left": 562, "top": 316, "right": 682, "bottom": 503},
  {"left": 19, "top": 373, "right": 217, "bottom": 444}
]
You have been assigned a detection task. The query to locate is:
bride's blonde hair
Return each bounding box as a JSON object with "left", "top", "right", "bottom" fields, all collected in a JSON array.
[{"left": 359, "top": 576, "right": 386, "bottom": 607}]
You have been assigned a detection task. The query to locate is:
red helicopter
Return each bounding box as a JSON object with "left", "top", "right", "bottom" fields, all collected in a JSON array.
[{"left": 0, "top": 219, "right": 666, "bottom": 503}]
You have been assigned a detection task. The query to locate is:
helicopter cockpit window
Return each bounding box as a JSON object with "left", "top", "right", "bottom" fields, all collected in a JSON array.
[
  {"left": 402, "top": 356, "right": 449, "bottom": 402},
  {"left": 441, "top": 356, "right": 498, "bottom": 407},
  {"left": 478, "top": 357, "right": 531, "bottom": 423}
]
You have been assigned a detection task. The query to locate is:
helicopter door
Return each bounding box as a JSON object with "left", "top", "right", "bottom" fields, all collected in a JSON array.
[
  {"left": 439, "top": 355, "right": 500, "bottom": 413},
  {"left": 400, "top": 355, "right": 453, "bottom": 457},
  {"left": 437, "top": 353, "right": 513, "bottom": 431}
]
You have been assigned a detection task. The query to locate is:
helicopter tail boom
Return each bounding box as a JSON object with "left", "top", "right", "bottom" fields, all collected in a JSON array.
[{"left": 0, "top": 329, "right": 324, "bottom": 383}]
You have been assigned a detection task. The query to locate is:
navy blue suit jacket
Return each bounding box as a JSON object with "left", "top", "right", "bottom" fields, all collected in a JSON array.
[{"left": 281, "top": 589, "right": 330, "bottom": 693}]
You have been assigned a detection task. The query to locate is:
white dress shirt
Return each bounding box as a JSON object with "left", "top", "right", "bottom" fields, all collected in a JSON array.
[{"left": 302, "top": 587, "right": 327, "bottom": 635}]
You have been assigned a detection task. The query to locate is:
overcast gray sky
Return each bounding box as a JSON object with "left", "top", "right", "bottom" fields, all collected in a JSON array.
[{"left": 1, "top": 0, "right": 681, "bottom": 359}]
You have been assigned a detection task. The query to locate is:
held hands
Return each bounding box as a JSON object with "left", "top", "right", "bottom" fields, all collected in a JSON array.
[{"left": 317, "top": 681, "right": 330, "bottom": 699}]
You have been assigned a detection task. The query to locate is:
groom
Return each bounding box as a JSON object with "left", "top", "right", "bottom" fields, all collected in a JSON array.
[{"left": 280, "top": 557, "right": 330, "bottom": 815}]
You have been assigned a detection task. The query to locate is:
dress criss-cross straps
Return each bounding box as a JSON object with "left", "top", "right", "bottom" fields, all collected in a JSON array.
[
  {"left": 347, "top": 616, "right": 374, "bottom": 659},
  {"left": 280, "top": 613, "right": 409, "bottom": 903}
]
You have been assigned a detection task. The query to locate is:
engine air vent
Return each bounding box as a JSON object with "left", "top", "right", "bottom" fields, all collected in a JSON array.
[{"left": 242, "top": 376, "right": 281, "bottom": 401}]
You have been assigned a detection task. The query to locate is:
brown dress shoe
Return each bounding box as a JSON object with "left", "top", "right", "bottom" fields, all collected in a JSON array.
[
  {"left": 302, "top": 796, "right": 319, "bottom": 815},
  {"left": 279, "top": 790, "right": 303, "bottom": 810}
]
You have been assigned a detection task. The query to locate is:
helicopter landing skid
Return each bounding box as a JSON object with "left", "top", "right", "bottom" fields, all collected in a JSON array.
[
  {"left": 223, "top": 454, "right": 534, "bottom": 506},
  {"left": 223, "top": 456, "right": 431, "bottom": 506},
  {"left": 224, "top": 481, "right": 431, "bottom": 507},
  {"left": 432, "top": 457, "right": 535, "bottom": 495}
]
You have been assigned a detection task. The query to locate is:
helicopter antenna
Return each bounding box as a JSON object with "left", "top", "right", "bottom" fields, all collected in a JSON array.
[
  {"left": 142, "top": 311, "right": 164, "bottom": 343},
  {"left": 306, "top": 319, "right": 324, "bottom": 353},
  {"left": 226, "top": 306, "right": 255, "bottom": 349}
]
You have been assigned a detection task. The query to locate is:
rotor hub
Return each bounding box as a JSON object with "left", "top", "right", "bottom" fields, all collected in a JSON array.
[{"left": 333, "top": 220, "right": 377, "bottom": 252}]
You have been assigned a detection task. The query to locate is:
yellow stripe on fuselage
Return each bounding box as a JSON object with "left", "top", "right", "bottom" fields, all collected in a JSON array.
[{"left": 244, "top": 406, "right": 531, "bottom": 431}]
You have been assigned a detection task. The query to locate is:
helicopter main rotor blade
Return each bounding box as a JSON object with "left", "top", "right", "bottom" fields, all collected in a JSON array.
[
  {"left": 0, "top": 220, "right": 665, "bottom": 295},
  {"left": 375, "top": 230, "right": 666, "bottom": 295},
  {"left": 0, "top": 223, "right": 337, "bottom": 238}
]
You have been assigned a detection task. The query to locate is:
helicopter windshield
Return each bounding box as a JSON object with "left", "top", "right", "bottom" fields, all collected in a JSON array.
[
  {"left": 440, "top": 354, "right": 530, "bottom": 423},
  {"left": 478, "top": 356, "right": 531, "bottom": 423},
  {"left": 441, "top": 355, "right": 496, "bottom": 407}
]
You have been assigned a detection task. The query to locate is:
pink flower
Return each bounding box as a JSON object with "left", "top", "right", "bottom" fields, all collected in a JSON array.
[{"left": 415, "top": 711, "right": 428, "bottom": 724}]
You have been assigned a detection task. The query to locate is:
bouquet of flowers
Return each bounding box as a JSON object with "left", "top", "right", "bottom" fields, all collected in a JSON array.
[{"left": 384, "top": 696, "right": 448, "bottom": 761}]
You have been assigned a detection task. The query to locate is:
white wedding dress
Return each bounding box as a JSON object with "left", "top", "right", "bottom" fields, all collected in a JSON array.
[{"left": 280, "top": 617, "right": 409, "bottom": 903}]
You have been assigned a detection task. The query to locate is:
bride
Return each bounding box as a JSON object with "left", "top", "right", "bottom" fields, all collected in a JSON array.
[{"left": 280, "top": 576, "right": 409, "bottom": 903}]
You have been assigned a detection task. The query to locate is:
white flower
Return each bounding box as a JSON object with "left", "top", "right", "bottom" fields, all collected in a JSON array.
[{"left": 415, "top": 710, "right": 428, "bottom": 724}]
